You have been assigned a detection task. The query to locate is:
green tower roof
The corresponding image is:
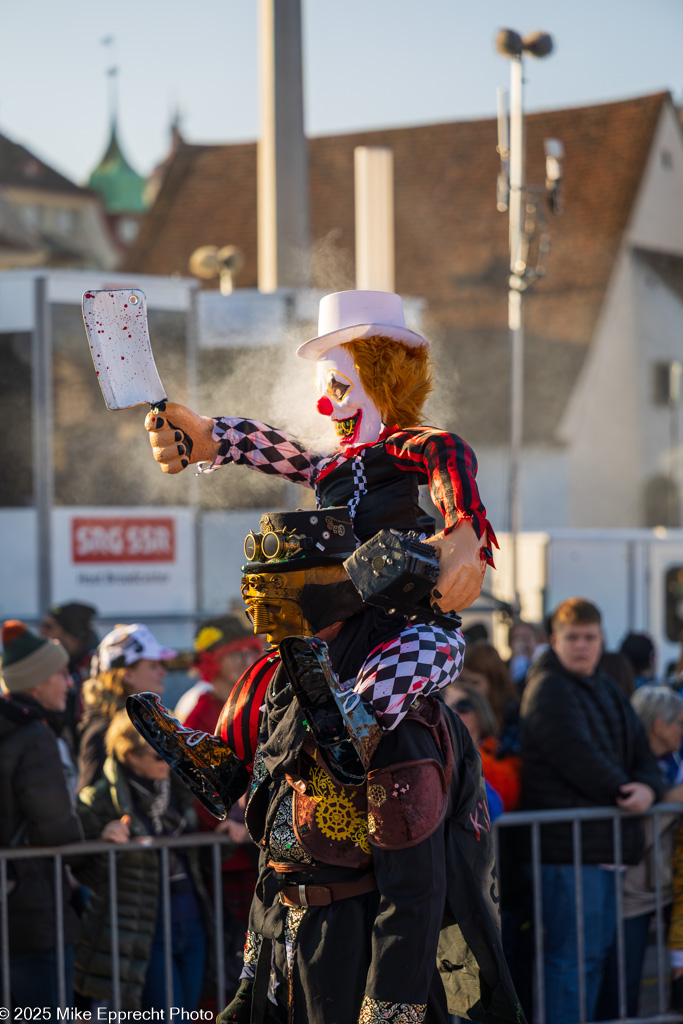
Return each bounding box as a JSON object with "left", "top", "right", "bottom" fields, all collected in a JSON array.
[{"left": 88, "top": 119, "right": 148, "bottom": 214}]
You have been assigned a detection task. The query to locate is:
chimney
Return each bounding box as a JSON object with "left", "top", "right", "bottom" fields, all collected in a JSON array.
[
  {"left": 354, "top": 146, "right": 395, "bottom": 292},
  {"left": 258, "top": 0, "right": 310, "bottom": 292}
]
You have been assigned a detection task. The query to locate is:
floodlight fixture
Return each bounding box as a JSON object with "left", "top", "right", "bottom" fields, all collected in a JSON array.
[
  {"left": 189, "top": 244, "right": 245, "bottom": 295},
  {"left": 495, "top": 29, "right": 523, "bottom": 58},
  {"left": 522, "top": 31, "right": 553, "bottom": 58}
]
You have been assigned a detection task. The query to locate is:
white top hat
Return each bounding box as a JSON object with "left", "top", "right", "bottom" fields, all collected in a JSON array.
[{"left": 296, "top": 290, "right": 429, "bottom": 360}]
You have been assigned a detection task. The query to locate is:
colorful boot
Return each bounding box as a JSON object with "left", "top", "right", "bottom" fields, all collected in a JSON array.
[{"left": 126, "top": 691, "right": 249, "bottom": 818}]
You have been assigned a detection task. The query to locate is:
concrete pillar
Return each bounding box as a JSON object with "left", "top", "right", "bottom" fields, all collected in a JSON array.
[
  {"left": 258, "top": 0, "right": 310, "bottom": 292},
  {"left": 354, "top": 146, "right": 395, "bottom": 292}
]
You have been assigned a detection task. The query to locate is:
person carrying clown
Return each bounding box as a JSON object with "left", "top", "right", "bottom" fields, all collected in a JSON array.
[{"left": 132, "top": 290, "right": 520, "bottom": 1024}]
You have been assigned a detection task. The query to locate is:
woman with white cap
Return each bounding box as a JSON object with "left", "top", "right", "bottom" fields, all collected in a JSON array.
[{"left": 77, "top": 623, "right": 176, "bottom": 790}]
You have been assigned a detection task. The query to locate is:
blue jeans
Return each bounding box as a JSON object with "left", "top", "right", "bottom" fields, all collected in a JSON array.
[
  {"left": 141, "top": 914, "right": 207, "bottom": 1011},
  {"left": 10, "top": 946, "right": 75, "bottom": 1014},
  {"left": 540, "top": 864, "right": 617, "bottom": 1024},
  {"left": 596, "top": 906, "right": 671, "bottom": 1019}
]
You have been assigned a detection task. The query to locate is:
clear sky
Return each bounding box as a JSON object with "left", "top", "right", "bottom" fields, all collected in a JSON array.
[{"left": 2, "top": 0, "right": 682, "bottom": 186}]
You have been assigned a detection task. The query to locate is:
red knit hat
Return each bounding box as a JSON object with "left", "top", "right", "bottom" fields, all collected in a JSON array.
[{"left": 1, "top": 620, "right": 68, "bottom": 693}]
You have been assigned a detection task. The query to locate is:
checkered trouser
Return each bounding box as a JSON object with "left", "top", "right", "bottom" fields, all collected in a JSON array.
[{"left": 351, "top": 622, "right": 466, "bottom": 730}]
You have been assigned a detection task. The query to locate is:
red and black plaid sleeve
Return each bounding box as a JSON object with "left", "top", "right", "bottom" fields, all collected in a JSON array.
[
  {"left": 216, "top": 651, "right": 280, "bottom": 773},
  {"left": 384, "top": 428, "right": 497, "bottom": 564}
]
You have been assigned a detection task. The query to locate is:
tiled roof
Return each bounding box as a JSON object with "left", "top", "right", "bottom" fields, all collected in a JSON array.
[
  {"left": 124, "top": 93, "right": 669, "bottom": 443},
  {"left": 0, "top": 132, "right": 91, "bottom": 196}
]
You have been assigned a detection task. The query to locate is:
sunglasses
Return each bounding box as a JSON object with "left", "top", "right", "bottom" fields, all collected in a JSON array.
[{"left": 453, "top": 698, "right": 474, "bottom": 714}]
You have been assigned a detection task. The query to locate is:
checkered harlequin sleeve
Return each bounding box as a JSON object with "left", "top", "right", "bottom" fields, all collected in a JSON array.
[
  {"left": 201, "top": 417, "right": 328, "bottom": 486},
  {"left": 384, "top": 428, "right": 498, "bottom": 565}
]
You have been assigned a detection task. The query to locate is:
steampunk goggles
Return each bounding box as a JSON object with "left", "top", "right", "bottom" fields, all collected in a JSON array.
[{"left": 244, "top": 529, "right": 313, "bottom": 563}]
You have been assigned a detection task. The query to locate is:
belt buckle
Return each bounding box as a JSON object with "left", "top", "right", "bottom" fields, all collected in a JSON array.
[{"left": 279, "top": 885, "right": 308, "bottom": 907}]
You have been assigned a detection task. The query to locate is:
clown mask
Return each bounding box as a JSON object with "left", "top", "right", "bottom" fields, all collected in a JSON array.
[{"left": 315, "top": 346, "right": 383, "bottom": 448}]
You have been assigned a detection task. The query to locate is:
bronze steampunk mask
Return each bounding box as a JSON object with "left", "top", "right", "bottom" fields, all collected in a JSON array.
[{"left": 240, "top": 508, "right": 357, "bottom": 645}]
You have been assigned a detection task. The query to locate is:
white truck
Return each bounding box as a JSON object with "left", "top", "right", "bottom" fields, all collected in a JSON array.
[{"left": 481, "top": 529, "right": 683, "bottom": 674}]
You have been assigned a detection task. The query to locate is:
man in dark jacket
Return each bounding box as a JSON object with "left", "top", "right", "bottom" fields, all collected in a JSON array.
[
  {"left": 520, "top": 598, "right": 665, "bottom": 1024},
  {"left": 0, "top": 620, "right": 83, "bottom": 1013}
]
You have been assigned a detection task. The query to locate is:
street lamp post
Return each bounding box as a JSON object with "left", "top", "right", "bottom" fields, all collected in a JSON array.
[{"left": 495, "top": 28, "right": 559, "bottom": 614}]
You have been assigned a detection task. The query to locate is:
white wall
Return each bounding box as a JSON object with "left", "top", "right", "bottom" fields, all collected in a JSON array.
[
  {"left": 474, "top": 444, "right": 569, "bottom": 531},
  {"left": 628, "top": 103, "right": 683, "bottom": 257},
  {"left": 559, "top": 249, "right": 643, "bottom": 526},
  {"left": 633, "top": 254, "right": 683, "bottom": 509}
]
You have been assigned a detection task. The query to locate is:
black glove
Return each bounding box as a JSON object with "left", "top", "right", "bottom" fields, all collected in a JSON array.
[{"left": 217, "top": 980, "right": 253, "bottom": 1024}]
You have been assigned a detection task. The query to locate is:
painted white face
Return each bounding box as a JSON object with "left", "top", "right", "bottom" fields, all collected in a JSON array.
[{"left": 315, "top": 346, "right": 383, "bottom": 448}]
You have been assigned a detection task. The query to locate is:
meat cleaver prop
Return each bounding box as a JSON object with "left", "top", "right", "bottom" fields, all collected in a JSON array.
[
  {"left": 83, "top": 288, "right": 213, "bottom": 474},
  {"left": 82, "top": 288, "right": 167, "bottom": 410}
]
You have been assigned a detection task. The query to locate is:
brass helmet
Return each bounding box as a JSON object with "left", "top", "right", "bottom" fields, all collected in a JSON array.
[{"left": 241, "top": 507, "right": 356, "bottom": 645}]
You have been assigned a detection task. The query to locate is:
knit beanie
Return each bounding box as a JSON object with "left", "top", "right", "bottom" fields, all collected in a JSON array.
[{"left": 1, "top": 620, "right": 68, "bottom": 694}]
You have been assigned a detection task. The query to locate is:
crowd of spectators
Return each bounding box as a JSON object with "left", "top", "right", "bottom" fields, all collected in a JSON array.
[
  {"left": 4, "top": 596, "right": 683, "bottom": 1021},
  {"left": 0, "top": 608, "right": 262, "bottom": 1016}
]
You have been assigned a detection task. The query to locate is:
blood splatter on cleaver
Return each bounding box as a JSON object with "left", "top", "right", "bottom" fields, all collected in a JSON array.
[{"left": 82, "top": 288, "right": 167, "bottom": 410}]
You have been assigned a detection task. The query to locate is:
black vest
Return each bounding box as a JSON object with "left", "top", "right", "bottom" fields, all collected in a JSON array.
[{"left": 315, "top": 442, "right": 434, "bottom": 542}]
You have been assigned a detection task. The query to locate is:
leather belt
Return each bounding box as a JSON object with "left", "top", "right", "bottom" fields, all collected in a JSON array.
[{"left": 280, "top": 872, "right": 377, "bottom": 908}]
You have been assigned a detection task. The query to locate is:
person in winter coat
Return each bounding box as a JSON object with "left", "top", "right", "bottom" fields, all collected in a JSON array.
[
  {"left": 75, "top": 710, "right": 209, "bottom": 1010},
  {"left": 520, "top": 598, "right": 665, "bottom": 1024},
  {"left": 444, "top": 682, "right": 521, "bottom": 814},
  {"left": 0, "top": 619, "right": 83, "bottom": 1013},
  {"left": 40, "top": 601, "right": 99, "bottom": 755},
  {"left": 78, "top": 623, "right": 176, "bottom": 790},
  {"left": 462, "top": 643, "right": 521, "bottom": 755},
  {"left": 175, "top": 614, "right": 263, "bottom": 724},
  {"left": 597, "top": 685, "right": 683, "bottom": 1018}
]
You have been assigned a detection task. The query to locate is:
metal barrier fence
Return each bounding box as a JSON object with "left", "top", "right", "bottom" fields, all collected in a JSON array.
[
  {"left": 2, "top": 806, "right": 683, "bottom": 1022},
  {"left": 0, "top": 832, "right": 235, "bottom": 1016},
  {"left": 493, "top": 802, "right": 683, "bottom": 1024}
]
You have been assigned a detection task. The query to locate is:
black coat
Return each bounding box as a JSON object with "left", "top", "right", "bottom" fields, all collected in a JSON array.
[
  {"left": 244, "top": 666, "right": 523, "bottom": 1024},
  {"left": 75, "top": 756, "right": 210, "bottom": 1009},
  {"left": 520, "top": 649, "right": 665, "bottom": 864},
  {"left": 77, "top": 705, "right": 110, "bottom": 791},
  {"left": 0, "top": 693, "right": 83, "bottom": 952}
]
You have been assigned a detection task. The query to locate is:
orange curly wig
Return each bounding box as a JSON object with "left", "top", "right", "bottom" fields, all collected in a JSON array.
[{"left": 342, "top": 336, "right": 433, "bottom": 428}]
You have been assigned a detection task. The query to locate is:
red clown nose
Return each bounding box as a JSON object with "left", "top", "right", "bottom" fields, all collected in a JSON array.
[{"left": 317, "top": 396, "right": 333, "bottom": 417}]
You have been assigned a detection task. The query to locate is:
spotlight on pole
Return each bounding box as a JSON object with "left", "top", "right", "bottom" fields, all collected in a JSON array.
[
  {"left": 495, "top": 29, "right": 523, "bottom": 57},
  {"left": 522, "top": 31, "right": 553, "bottom": 58},
  {"left": 493, "top": 27, "right": 557, "bottom": 615}
]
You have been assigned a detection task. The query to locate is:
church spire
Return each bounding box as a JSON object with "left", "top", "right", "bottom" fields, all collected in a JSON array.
[{"left": 87, "top": 41, "right": 147, "bottom": 216}]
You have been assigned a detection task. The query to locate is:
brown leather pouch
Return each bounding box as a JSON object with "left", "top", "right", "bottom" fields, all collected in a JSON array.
[{"left": 367, "top": 757, "right": 449, "bottom": 850}]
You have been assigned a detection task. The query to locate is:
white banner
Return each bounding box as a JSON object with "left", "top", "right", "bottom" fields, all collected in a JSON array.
[{"left": 52, "top": 507, "right": 195, "bottom": 617}]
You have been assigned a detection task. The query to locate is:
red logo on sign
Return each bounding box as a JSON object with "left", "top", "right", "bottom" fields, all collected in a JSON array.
[{"left": 71, "top": 518, "right": 176, "bottom": 563}]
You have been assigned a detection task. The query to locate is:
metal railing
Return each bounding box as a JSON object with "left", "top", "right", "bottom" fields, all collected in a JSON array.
[
  {"left": 493, "top": 802, "right": 683, "bottom": 1024},
  {"left": 0, "top": 832, "right": 236, "bottom": 1015},
  {"left": 3, "top": 806, "right": 683, "bottom": 1022}
]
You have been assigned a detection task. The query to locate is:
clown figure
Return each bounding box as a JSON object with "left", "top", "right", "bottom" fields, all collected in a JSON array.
[{"left": 146, "top": 291, "right": 495, "bottom": 733}]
